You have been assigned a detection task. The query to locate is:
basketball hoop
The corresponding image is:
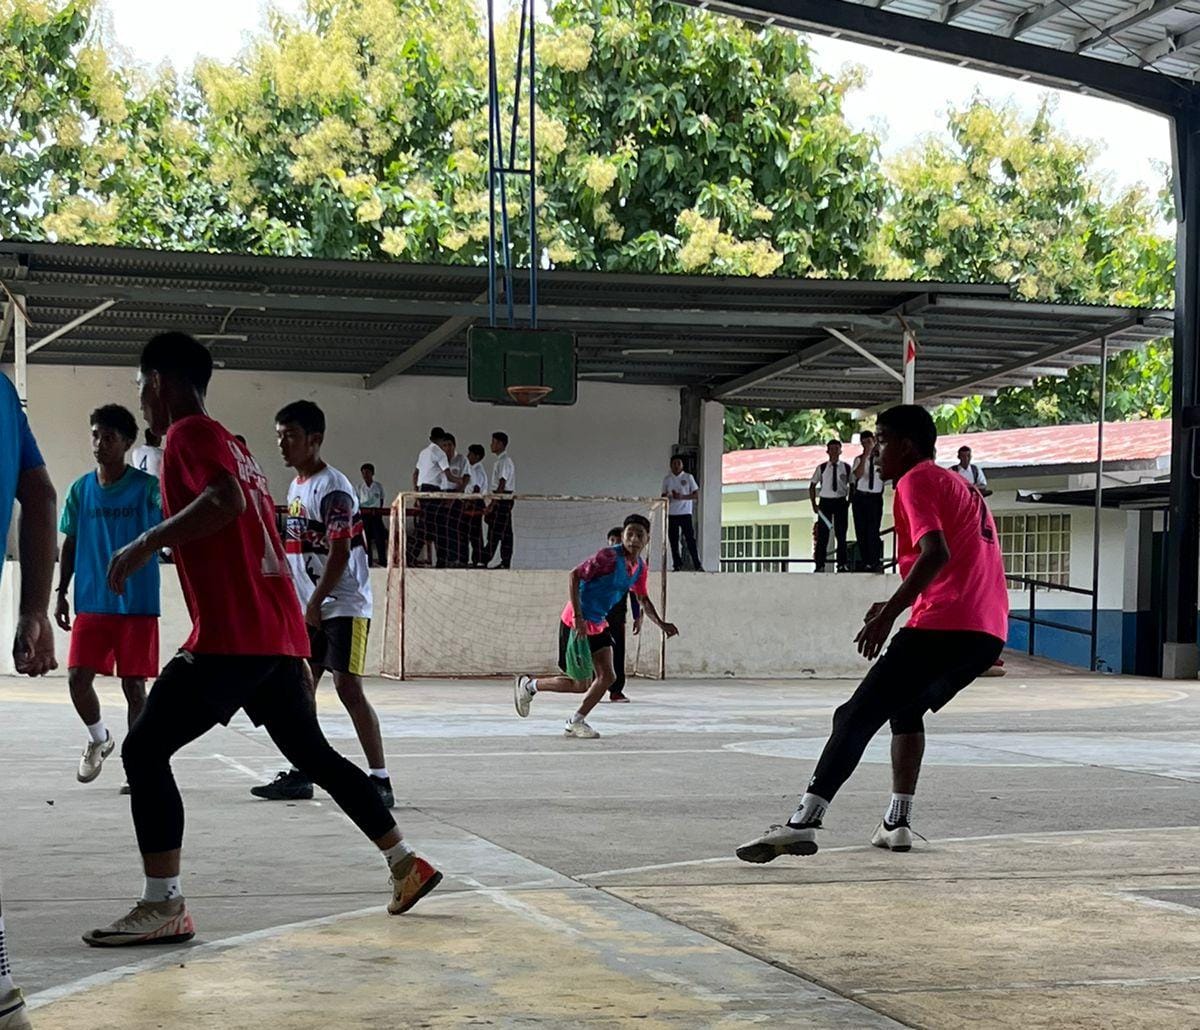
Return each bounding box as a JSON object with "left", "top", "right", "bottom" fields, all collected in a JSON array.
[{"left": 506, "top": 385, "right": 553, "bottom": 406}]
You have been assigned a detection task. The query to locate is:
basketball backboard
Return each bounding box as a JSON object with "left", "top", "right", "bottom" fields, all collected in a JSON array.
[{"left": 467, "top": 327, "right": 577, "bottom": 406}]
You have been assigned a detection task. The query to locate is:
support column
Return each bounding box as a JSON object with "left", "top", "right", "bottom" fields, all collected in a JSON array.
[
  {"left": 902, "top": 328, "right": 916, "bottom": 405},
  {"left": 676, "top": 388, "right": 723, "bottom": 571},
  {"left": 1164, "top": 110, "right": 1200, "bottom": 679},
  {"left": 13, "top": 291, "right": 26, "bottom": 403}
]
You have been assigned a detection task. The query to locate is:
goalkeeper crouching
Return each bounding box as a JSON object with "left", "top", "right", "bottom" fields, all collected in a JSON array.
[{"left": 512, "top": 513, "right": 678, "bottom": 738}]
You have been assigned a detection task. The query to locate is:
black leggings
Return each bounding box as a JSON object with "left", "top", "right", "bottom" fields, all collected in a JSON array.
[
  {"left": 123, "top": 652, "right": 396, "bottom": 855},
  {"left": 807, "top": 629, "right": 1003, "bottom": 801}
]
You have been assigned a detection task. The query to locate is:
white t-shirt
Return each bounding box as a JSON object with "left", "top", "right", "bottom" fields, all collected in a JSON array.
[
  {"left": 811, "top": 460, "right": 851, "bottom": 500},
  {"left": 853, "top": 455, "right": 884, "bottom": 494},
  {"left": 415, "top": 441, "right": 449, "bottom": 488},
  {"left": 357, "top": 481, "right": 385, "bottom": 509},
  {"left": 284, "top": 465, "right": 372, "bottom": 620},
  {"left": 662, "top": 471, "right": 699, "bottom": 516},
  {"left": 130, "top": 444, "right": 163, "bottom": 478},
  {"left": 951, "top": 463, "right": 988, "bottom": 489},
  {"left": 442, "top": 453, "right": 469, "bottom": 491},
  {"left": 465, "top": 461, "right": 489, "bottom": 495},
  {"left": 491, "top": 452, "right": 516, "bottom": 492}
]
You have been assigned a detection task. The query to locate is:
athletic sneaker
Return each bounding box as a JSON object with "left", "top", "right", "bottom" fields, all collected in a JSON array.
[
  {"left": 981, "top": 658, "right": 1007, "bottom": 678},
  {"left": 563, "top": 718, "right": 599, "bottom": 739},
  {"left": 82, "top": 897, "right": 196, "bottom": 947},
  {"left": 0, "top": 987, "right": 32, "bottom": 1030},
  {"left": 608, "top": 693, "right": 630, "bottom": 703},
  {"left": 77, "top": 731, "right": 115, "bottom": 783},
  {"left": 250, "top": 769, "right": 314, "bottom": 801},
  {"left": 372, "top": 776, "right": 395, "bottom": 808},
  {"left": 870, "top": 820, "right": 913, "bottom": 852},
  {"left": 119, "top": 781, "right": 131, "bottom": 796},
  {"left": 387, "top": 854, "right": 443, "bottom": 915},
  {"left": 735, "top": 822, "right": 820, "bottom": 864},
  {"left": 513, "top": 674, "right": 535, "bottom": 717}
]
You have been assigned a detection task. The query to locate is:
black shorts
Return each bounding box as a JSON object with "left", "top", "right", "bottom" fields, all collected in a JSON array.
[
  {"left": 308, "top": 617, "right": 371, "bottom": 676},
  {"left": 556, "top": 621, "right": 613, "bottom": 674},
  {"left": 876, "top": 628, "right": 1004, "bottom": 733},
  {"left": 157, "top": 650, "right": 309, "bottom": 727}
]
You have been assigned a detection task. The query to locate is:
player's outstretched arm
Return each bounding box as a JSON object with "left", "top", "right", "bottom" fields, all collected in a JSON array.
[
  {"left": 854, "top": 530, "right": 949, "bottom": 660},
  {"left": 107, "top": 471, "right": 246, "bottom": 593},
  {"left": 637, "top": 593, "right": 678, "bottom": 639},
  {"left": 14, "top": 465, "right": 58, "bottom": 676}
]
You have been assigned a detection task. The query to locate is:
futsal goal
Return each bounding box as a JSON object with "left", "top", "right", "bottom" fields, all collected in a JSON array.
[{"left": 381, "top": 493, "right": 669, "bottom": 679}]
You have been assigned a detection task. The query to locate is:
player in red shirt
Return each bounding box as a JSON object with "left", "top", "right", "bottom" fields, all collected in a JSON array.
[
  {"left": 83, "top": 333, "right": 441, "bottom": 948},
  {"left": 737, "top": 404, "right": 1009, "bottom": 864}
]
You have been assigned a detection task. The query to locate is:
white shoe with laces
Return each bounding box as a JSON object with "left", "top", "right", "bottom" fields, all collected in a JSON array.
[
  {"left": 870, "top": 821, "right": 915, "bottom": 852},
  {"left": 736, "top": 822, "right": 820, "bottom": 864},
  {"left": 0, "top": 987, "right": 32, "bottom": 1030},
  {"left": 513, "top": 675, "right": 535, "bottom": 717},
  {"left": 78, "top": 731, "right": 115, "bottom": 783},
  {"left": 563, "top": 717, "right": 600, "bottom": 739}
]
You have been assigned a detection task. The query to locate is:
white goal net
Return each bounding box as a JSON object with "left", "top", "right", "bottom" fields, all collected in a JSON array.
[{"left": 382, "top": 493, "right": 669, "bottom": 679}]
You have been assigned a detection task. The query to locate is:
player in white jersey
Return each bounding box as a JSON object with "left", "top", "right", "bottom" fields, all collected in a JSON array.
[{"left": 250, "top": 400, "right": 394, "bottom": 808}]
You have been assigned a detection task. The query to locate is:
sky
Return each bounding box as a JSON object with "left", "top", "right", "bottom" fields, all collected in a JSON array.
[{"left": 98, "top": 0, "right": 1172, "bottom": 197}]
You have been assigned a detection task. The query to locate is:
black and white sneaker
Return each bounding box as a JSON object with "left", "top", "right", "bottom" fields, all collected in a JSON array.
[
  {"left": 250, "top": 769, "right": 314, "bottom": 801},
  {"left": 870, "top": 820, "right": 914, "bottom": 852},
  {"left": 735, "top": 822, "right": 820, "bottom": 864}
]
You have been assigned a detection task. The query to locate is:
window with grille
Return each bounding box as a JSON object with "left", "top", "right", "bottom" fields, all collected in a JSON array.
[
  {"left": 721, "top": 523, "right": 790, "bottom": 572},
  {"left": 995, "top": 513, "right": 1071, "bottom": 587}
]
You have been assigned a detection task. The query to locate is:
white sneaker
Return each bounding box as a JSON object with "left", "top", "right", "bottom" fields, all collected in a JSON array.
[
  {"left": 0, "top": 987, "right": 32, "bottom": 1030},
  {"left": 736, "top": 822, "right": 819, "bottom": 864},
  {"left": 563, "top": 717, "right": 600, "bottom": 739},
  {"left": 870, "top": 821, "right": 913, "bottom": 852},
  {"left": 513, "top": 675, "right": 535, "bottom": 718},
  {"left": 78, "top": 731, "right": 115, "bottom": 783}
]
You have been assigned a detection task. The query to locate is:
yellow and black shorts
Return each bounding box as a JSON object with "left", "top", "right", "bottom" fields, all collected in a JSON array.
[{"left": 309, "top": 617, "right": 371, "bottom": 676}]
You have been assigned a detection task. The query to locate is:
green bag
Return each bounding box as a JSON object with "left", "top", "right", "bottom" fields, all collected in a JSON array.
[{"left": 565, "top": 629, "right": 595, "bottom": 681}]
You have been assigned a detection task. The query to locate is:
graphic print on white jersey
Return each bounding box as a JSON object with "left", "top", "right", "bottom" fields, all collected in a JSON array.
[{"left": 283, "top": 465, "right": 373, "bottom": 619}]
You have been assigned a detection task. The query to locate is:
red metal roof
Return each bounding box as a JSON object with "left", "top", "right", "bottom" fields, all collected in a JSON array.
[{"left": 723, "top": 419, "right": 1173, "bottom": 485}]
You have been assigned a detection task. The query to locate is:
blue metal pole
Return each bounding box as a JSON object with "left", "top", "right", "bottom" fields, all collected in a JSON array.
[
  {"left": 528, "top": 0, "right": 537, "bottom": 328},
  {"left": 486, "top": 0, "right": 497, "bottom": 327}
]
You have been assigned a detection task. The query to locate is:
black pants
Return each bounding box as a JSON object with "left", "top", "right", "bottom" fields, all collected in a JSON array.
[
  {"left": 122, "top": 652, "right": 396, "bottom": 855},
  {"left": 814, "top": 498, "right": 849, "bottom": 571},
  {"left": 851, "top": 492, "right": 884, "bottom": 570},
  {"left": 362, "top": 513, "right": 388, "bottom": 567},
  {"left": 465, "top": 508, "right": 486, "bottom": 566},
  {"left": 408, "top": 485, "right": 444, "bottom": 564},
  {"left": 609, "top": 619, "right": 627, "bottom": 696},
  {"left": 668, "top": 514, "right": 702, "bottom": 571},
  {"left": 484, "top": 497, "right": 514, "bottom": 568},
  {"left": 446, "top": 500, "right": 467, "bottom": 567},
  {"left": 807, "top": 629, "right": 1003, "bottom": 802}
]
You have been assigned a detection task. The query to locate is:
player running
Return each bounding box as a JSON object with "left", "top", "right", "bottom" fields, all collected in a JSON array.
[
  {"left": 513, "top": 513, "right": 678, "bottom": 738},
  {"left": 84, "top": 333, "right": 440, "bottom": 948},
  {"left": 737, "top": 405, "right": 1008, "bottom": 862},
  {"left": 251, "top": 400, "right": 394, "bottom": 807},
  {"left": 55, "top": 404, "right": 161, "bottom": 793}
]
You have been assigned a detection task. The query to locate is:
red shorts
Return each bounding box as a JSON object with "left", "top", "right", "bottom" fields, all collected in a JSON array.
[{"left": 68, "top": 613, "right": 160, "bottom": 679}]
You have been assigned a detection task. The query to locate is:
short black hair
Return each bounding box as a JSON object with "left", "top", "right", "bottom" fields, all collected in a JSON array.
[
  {"left": 859, "top": 430, "right": 875, "bottom": 440},
  {"left": 623, "top": 513, "right": 651, "bottom": 532},
  {"left": 607, "top": 526, "right": 623, "bottom": 539},
  {"left": 275, "top": 400, "right": 325, "bottom": 435},
  {"left": 430, "top": 426, "right": 445, "bottom": 441},
  {"left": 467, "top": 444, "right": 485, "bottom": 459},
  {"left": 958, "top": 445, "right": 971, "bottom": 453},
  {"left": 140, "top": 332, "right": 213, "bottom": 393},
  {"left": 442, "top": 433, "right": 456, "bottom": 445},
  {"left": 877, "top": 404, "right": 937, "bottom": 458},
  {"left": 826, "top": 438, "right": 842, "bottom": 448},
  {"left": 492, "top": 431, "right": 509, "bottom": 448},
  {"left": 90, "top": 404, "right": 138, "bottom": 442},
  {"left": 361, "top": 462, "right": 375, "bottom": 473},
  {"left": 234, "top": 434, "right": 247, "bottom": 445}
]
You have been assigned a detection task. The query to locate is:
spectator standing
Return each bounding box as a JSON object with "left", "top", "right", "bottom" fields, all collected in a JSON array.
[
  {"left": 357, "top": 463, "right": 388, "bottom": 567},
  {"left": 484, "top": 432, "right": 515, "bottom": 569},
  {"left": 810, "top": 440, "right": 851, "bottom": 573},
  {"left": 464, "top": 444, "right": 489, "bottom": 568},
  {"left": 130, "top": 428, "right": 163, "bottom": 478},
  {"left": 411, "top": 426, "right": 450, "bottom": 566},
  {"left": 662, "top": 456, "right": 703, "bottom": 572},
  {"left": 851, "top": 431, "right": 885, "bottom": 572},
  {"left": 440, "top": 434, "right": 469, "bottom": 568},
  {"left": 950, "top": 446, "right": 992, "bottom": 498}
]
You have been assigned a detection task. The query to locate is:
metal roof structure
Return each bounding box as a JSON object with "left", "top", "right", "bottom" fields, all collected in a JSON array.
[
  {"left": 1018, "top": 481, "right": 1170, "bottom": 508},
  {"left": 684, "top": 0, "right": 1200, "bottom": 114},
  {"left": 0, "top": 242, "right": 1170, "bottom": 411}
]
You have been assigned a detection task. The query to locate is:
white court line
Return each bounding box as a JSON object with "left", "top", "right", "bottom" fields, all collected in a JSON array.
[
  {"left": 577, "top": 824, "right": 1200, "bottom": 880},
  {"left": 211, "top": 754, "right": 266, "bottom": 780}
]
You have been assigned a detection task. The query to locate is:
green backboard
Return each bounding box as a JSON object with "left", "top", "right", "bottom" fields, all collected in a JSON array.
[{"left": 467, "top": 326, "right": 577, "bottom": 406}]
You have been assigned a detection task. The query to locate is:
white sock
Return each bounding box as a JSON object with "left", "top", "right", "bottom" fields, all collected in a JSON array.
[
  {"left": 86, "top": 719, "right": 108, "bottom": 744},
  {"left": 789, "top": 792, "right": 830, "bottom": 827},
  {"left": 529, "top": 678, "right": 538, "bottom": 692},
  {"left": 885, "top": 793, "right": 914, "bottom": 826},
  {"left": 382, "top": 839, "right": 414, "bottom": 868},
  {"left": 0, "top": 914, "right": 13, "bottom": 992},
  {"left": 568, "top": 711, "right": 585, "bottom": 724},
  {"left": 369, "top": 768, "right": 389, "bottom": 780},
  {"left": 141, "top": 875, "right": 182, "bottom": 903}
]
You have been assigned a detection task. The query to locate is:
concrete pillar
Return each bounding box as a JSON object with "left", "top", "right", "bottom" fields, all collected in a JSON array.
[{"left": 698, "top": 398, "right": 724, "bottom": 571}]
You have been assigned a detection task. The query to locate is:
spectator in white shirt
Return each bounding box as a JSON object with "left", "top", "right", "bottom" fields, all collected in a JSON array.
[
  {"left": 850, "top": 431, "right": 885, "bottom": 572},
  {"left": 440, "top": 434, "right": 470, "bottom": 568},
  {"left": 464, "top": 443, "right": 489, "bottom": 567},
  {"left": 950, "top": 445, "right": 992, "bottom": 497},
  {"left": 357, "top": 463, "right": 387, "bottom": 567},
  {"left": 809, "top": 440, "right": 851, "bottom": 572},
  {"left": 484, "top": 431, "right": 515, "bottom": 569},
  {"left": 130, "top": 428, "right": 163, "bottom": 478},
  {"left": 411, "top": 426, "right": 451, "bottom": 566},
  {"left": 661, "top": 455, "right": 703, "bottom": 572}
]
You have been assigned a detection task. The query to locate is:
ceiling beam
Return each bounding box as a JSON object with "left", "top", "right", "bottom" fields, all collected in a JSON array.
[
  {"left": 364, "top": 291, "right": 486, "bottom": 390},
  {"left": 1138, "top": 18, "right": 1200, "bottom": 66},
  {"left": 941, "top": 0, "right": 994, "bottom": 23},
  {"left": 1008, "top": 0, "right": 1076, "bottom": 40},
  {"left": 1075, "top": 0, "right": 1180, "bottom": 54},
  {"left": 26, "top": 299, "right": 118, "bottom": 355}
]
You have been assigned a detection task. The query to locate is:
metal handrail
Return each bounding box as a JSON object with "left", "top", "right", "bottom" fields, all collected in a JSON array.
[
  {"left": 720, "top": 526, "right": 899, "bottom": 572},
  {"left": 1006, "top": 574, "right": 1098, "bottom": 657}
]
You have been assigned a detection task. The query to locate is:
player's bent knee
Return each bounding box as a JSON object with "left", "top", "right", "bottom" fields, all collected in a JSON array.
[{"left": 334, "top": 677, "right": 367, "bottom": 706}]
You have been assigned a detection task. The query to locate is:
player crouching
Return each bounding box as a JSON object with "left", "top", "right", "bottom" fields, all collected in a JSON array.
[{"left": 513, "top": 514, "right": 677, "bottom": 738}]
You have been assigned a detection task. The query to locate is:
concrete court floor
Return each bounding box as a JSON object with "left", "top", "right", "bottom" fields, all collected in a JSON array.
[{"left": 3, "top": 656, "right": 1199, "bottom": 1029}]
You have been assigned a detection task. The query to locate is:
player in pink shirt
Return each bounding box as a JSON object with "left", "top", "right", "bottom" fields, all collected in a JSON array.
[{"left": 737, "top": 405, "right": 1008, "bottom": 863}]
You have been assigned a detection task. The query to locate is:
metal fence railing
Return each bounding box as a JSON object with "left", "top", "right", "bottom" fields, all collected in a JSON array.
[
  {"left": 720, "top": 527, "right": 899, "bottom": 573},
  {"left": 1006, "top": 574, "right": 1098, "bottom": 667}
]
